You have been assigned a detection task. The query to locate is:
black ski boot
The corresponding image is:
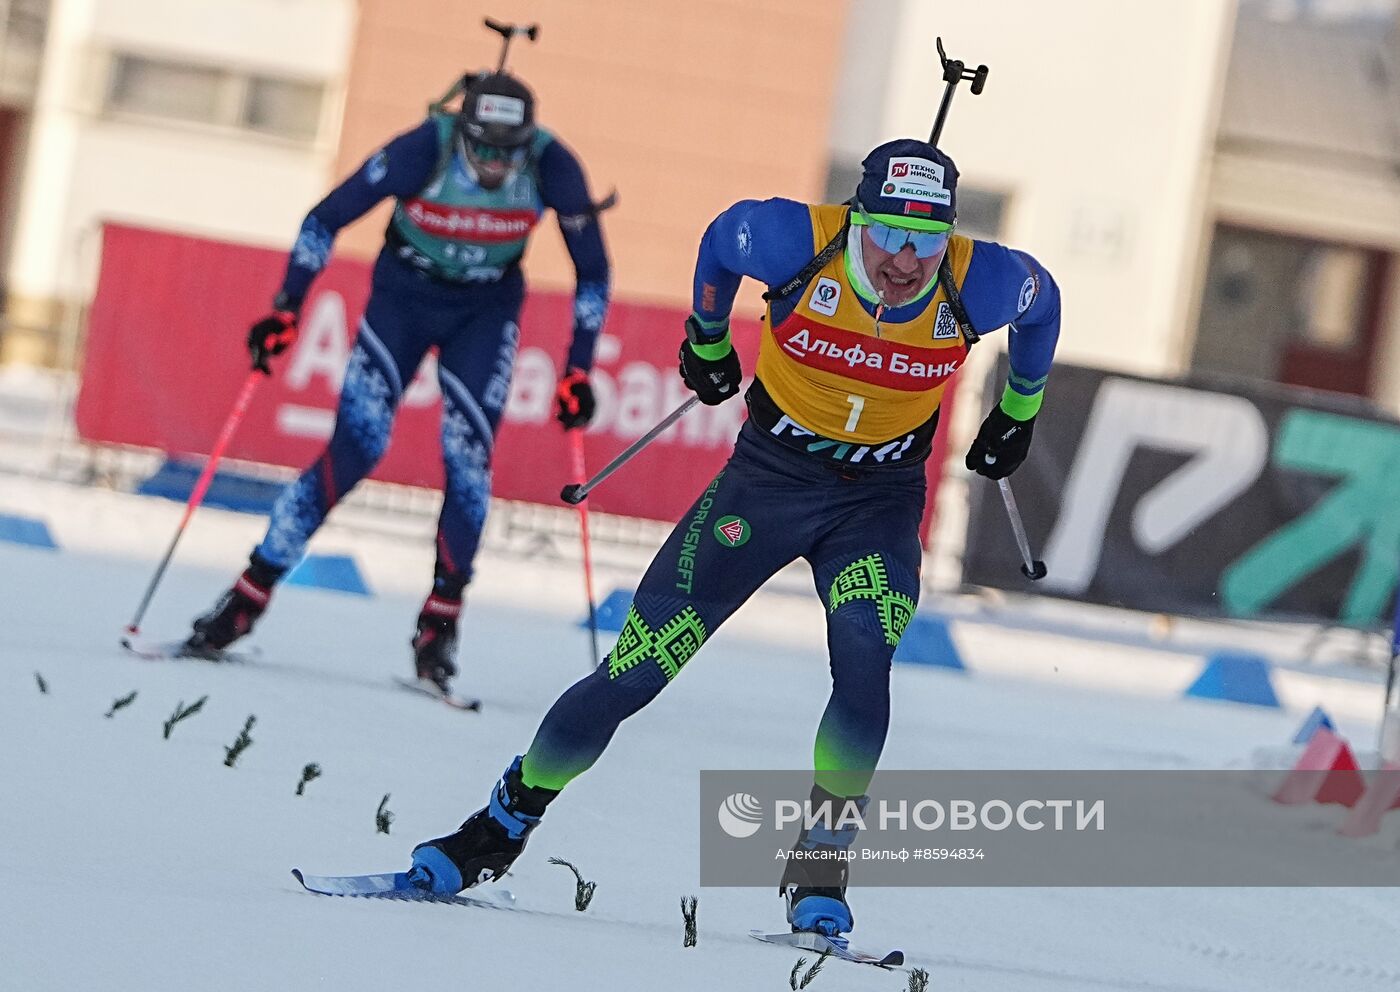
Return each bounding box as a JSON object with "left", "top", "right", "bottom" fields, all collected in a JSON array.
[
  {"left": 408, "top": 756, "right": 558, "bottom": 894},
  {"left": 184, "top": 560, "right": 277, "bottom": 658},
  {"left": 412, "top": 592, "right": 461, "bottom": 693},
  {"left": 779, "top": 785, "right": 869, "bottom": 936}
]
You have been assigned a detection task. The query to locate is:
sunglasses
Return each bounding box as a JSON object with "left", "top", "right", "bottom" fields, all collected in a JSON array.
[
  {"left": 852, "top": 202, "right": 952, "bottom": 259},
  {"left": 465, "top": 140, "right": 527, "bottom": 166}
]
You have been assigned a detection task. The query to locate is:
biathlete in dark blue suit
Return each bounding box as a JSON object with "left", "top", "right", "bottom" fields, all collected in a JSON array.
[
  {"left": 186, "top": 71, "right": 610, "bottom": 693},
  {"left": 402, "top": 137, "right": 1062, "bottom": 937}
]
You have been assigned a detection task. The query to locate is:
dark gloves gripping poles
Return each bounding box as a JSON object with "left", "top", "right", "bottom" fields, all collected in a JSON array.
[
  {"left": 966, "top": 402, "right": 1035, "bottom": 480},
  {"left": 679, "top": 315, "right": 741, "bottom": 405},
  {"left": 247, "top": 293, "right": 301, "bottom": 375},
  {"left": 554, "top": 368, "right": 596, "bottom": 429}
]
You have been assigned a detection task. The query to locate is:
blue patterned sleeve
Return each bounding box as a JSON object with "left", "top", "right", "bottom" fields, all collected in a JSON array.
[
  {"left": 538, "top": 137, "right": 611, "bottom": 372},
  {"left": 277, "top": 119, "right": 440, "bottom": 306},
  {"left": 957, "top": 240, "right": 1062, "bottom": 417},
  {"left": 691, "top": 198, "right": 815, "bottom": 334}
]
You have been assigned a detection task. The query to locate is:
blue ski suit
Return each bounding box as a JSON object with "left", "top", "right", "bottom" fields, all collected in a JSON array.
[{"left": 250, "top": 114, "right": 610, "bottom": 596}]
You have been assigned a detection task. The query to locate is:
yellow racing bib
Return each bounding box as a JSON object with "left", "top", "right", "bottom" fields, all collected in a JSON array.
[{"left": 757, "top": 203, "right": 973, "bottom": 443}]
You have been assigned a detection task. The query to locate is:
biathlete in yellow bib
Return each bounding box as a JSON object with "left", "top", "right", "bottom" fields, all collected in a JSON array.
[{"left": 406, "top": 138, "right": 1062, "bottom": 937}]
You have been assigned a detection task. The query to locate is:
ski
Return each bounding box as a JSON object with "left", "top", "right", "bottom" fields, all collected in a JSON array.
[
  {"left": 392, "top": 676, "right": 482, "bottom": 712},
  {"left": 119, "top": 635, "right": 257, "bottom": 664},
  {"left": 292, "top": 869, "right": 514, "bottom": 909},
  {"left": 119, "top": 639, "right": 478, "bottom": 710},
  {"left": 749, "top": 929, "right": 904, "bottom": 969}
]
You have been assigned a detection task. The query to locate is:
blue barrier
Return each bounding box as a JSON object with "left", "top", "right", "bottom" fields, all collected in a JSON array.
[
  {"left": 893, "top": 615, "right": 966, "bottom": 671},
  {"left": 285, "top": 554, "right": 371, "bottom": 596},
  {"left": 0, "top": 513, "right": 57, "bottom": 550},
  {"left": 583, "top": 589, "right": 634, "bottom": 632},
  {"left": 1184, "top": 651, "right": 1281, "bottom": 708},
  {"left": 137, "top": 459, "right": 283, "bottom": 515}
]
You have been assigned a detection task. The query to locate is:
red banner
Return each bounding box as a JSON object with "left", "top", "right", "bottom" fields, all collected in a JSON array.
[{"left": 78, "top": 223, "right": 950, "bottom": 535}]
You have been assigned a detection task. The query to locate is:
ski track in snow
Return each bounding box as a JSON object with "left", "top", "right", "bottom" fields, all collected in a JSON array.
[{"left": 3, "top": 486, "right": 1400, "bottom": 991}]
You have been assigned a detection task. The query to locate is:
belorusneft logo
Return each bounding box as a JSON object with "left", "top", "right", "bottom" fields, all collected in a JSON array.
[
  {"left": 717, "top": 795, "right": 1106, "bottom": 835},
  {"left": 717, "top": 793, "right": 765, "bottom": 838}
]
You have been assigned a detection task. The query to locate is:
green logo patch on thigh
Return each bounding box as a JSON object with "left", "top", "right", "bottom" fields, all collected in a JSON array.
[
  {"left": 828, "top": 553, "right": 916, "bottom": 647},
  {"left": 713, "top": 515, "right": 751, "bottom": 548},
  {"left": 608, "top": 604, "right": 708, "bottom": 681}
]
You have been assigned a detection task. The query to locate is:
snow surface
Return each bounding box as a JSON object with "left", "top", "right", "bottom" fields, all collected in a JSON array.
[{"left": 3, "top": 477, "right": 1400, "bottom": 991}]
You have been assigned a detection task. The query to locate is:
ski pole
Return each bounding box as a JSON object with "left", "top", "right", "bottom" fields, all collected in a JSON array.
[
  {"left": 993, "top": 476, "right": 1047, "bottom": 580},
  {"left": 560, "top": 397, "right": 698, "bottom": 505},
  {"left": 122, "top": 369, "right": 264, "bottom": 640},
  {"left": 569, "top": 431, "right": 601, "bottom": 669},
  {"left": 1379, "top": 568, "right": 1400, "bottom": 764},
  {"left": 927, "top": 39, "right": 1029, "bottom": 581}
]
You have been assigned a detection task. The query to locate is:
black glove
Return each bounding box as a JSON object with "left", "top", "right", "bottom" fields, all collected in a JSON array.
[
  {"left": 966, "top": 403, "right": 1036, "bottom": 480},
  {"left": 247, "top": 295, "right": 300, "bottom": 375},
  {"left": 554, "top": 367, "right": 595, "bottom": 430},
  {"left": 679, "top": 316, "right": 742, "bottom": 405}
]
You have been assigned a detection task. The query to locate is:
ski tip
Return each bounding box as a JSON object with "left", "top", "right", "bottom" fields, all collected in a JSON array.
[
  {"left": 394, "top": 676, "right": 483, "bottom": 711},
  {"left": 291, "top": 868, "right": 306, "bottom": 887},
  {"left": 749, "top": 929, "right": 904, "bottom": 970}
]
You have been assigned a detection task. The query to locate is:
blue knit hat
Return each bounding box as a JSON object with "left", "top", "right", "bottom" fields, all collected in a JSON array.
[{"left": 855, "top": 138, "right": 958, "bottom": 229}]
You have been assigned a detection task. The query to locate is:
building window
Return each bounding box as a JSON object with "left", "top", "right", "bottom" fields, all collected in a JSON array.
[
  {"left": 104, "top": 53, "right": 325, "bottom": 144},
  {"left": 1191, "top": 224, "right": 1390, "bottom": 398},
  {"left": 108, "top": 56, "right": 224, "bottom": 125},
  {"left": 1295, "top": 245, "right": 1368, "bottom": 350},
  {"left": 953, "top": 188, "right": 1007, "bottom": 241},
  {"left": 243, "top": 77, "right": 322, "bottom": 141}
]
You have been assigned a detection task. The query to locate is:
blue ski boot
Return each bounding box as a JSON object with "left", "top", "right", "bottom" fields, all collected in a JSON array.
[
  {"left": 779, "top": 785, "right": 870, "bottom": 937},
  {"left": 407, "top": 756, "right": 558, "bottom": 894}
]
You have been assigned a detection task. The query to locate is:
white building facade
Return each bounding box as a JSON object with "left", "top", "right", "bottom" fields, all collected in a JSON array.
[
  {"left": 829, "top": 0, "right": 1400, "bottom": 413},
  {"left": 2, "top": 0, "right": 355, "bottom": 364}
]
